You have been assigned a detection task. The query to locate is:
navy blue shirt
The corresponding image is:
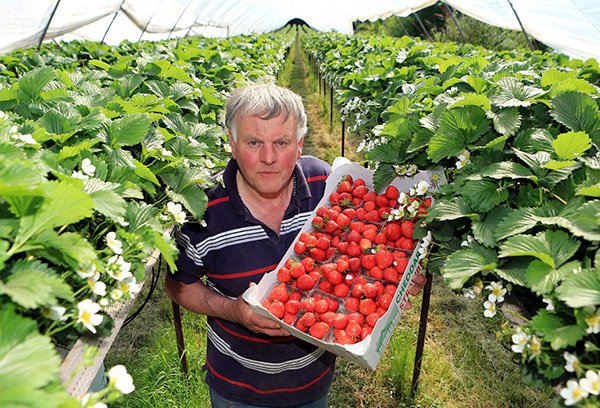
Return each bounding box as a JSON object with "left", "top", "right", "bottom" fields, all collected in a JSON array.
[{"left": 173, "top": 155, "right": 335, "bottom": 407}]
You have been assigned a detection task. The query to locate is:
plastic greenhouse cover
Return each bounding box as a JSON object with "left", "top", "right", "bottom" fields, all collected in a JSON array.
[{"left": 0, "top": 0, "right": 598, "bottom": 61}]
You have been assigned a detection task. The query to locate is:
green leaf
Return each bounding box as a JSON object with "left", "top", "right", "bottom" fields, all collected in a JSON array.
[
  {"left": 29, "top": 230, "right": 98, "bottom": 271},
  {"left": 495, "top": 258, "right": 529, "bottom": 287},
  {"left": 451, "top": 93, "right": 491, "bottom": 111},
  {"left": 124, "top": 202, "right": 161, "bottom": 233},
  {"left": 492, "top": 77, "right": 545, "bottom": 107},
  {"left": 525, "top": 260, "right": 579, "bottom": 295},
  {"left": 552, "top": 131, "right": 591, "bottom": 160},
  {"left": 556, "top": 268, "right": 600, "bottom": 308},
  {"left": 0, "top": 259, "right": 72, "bottom": 308},
  {"left": 168, "top": 185, "right": 208, "bottom": 220},
  {"left": 551, "top": 91, "right": 600, "bottom": 141},
  {"left": 463, "top": 180, "right": 508, "bottom": 213},
  {"left": 467, "top": 162, "right": 535, "bottom": 181},
  {"left": 576, "top": 183, "right": 600, "bottom": 197},
  {"left": 544, "top": 160, "right": 578, "bottom": 170},
  {"left": 427, "top": 106, "right": 490, "bottom": 162},
  {"left": 17, "top": 67, "right": 55, "bottom": 103},
  {"left": 472, "top": 206, "right": 511, "bottom": 248},
  {"left": 88, "top": 189, "right": 127, "bottom": 220},
  {"left": 568, "top": 200, "right": 600, "bottom": 240},
  {"left": 372, "top": 163, "right": 398, "bottom": 193},
  {"left": 165, "top": 65, "right": 195, "bottom": 85},
  {"left": 442, "top": 244, "right": 498, "bottom": 290},
  {"left": 133, "top": 159, "right": 160, "bottom": 186},
  {"left": 499, "top": 230, "right": 579, "bottom": 269},
  {"left": 58, "top": 138, "right": 100, "bottom": 160},
  {"left": 0, "top": 161, "right": 45, "bottom": 196},
  {"left": 428, "top": 197, "right": 475, "bottom": 221},
  {"left": 89, "top": 59, "right": 111, "bottom": 70},
  {"left": 0, "top": 306, "right": 62, "bottom": 408},
  {"left": 154, "top": 234, "right": 178, "bottom": 272},
  {"left": 530, "top": 310, "right": 586, "bottom": 350},
  {"left": 487, "top": 108, "right": 521, "bottom": 136},
  {"left": 108, "top": 113, "right": 151, "bottom": 147},
  {"left": 16, "top": 181, "right": 94, "bottom": 245}
]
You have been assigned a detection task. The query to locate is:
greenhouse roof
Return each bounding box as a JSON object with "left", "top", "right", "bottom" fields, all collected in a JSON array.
[{"left": 1, "top": 0, "right": 599, "bottom": 61}]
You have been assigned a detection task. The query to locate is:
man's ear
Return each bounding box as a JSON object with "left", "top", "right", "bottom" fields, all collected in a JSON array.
[
  {"left": 297, "top": 135, "right": 304, "bottom": 159},
  {"left": 228, "top": 129, "right": 236, "bottom": 160}
]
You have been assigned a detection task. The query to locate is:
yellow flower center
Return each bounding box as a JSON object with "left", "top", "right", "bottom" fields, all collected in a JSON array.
[{"left": 81, "top": 311, "right": 91, "bottom": 323}]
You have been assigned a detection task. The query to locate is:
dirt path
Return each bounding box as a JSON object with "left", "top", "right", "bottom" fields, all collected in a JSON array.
[{"left": 279, "top": 36, "right": 363, "bottom": 165}]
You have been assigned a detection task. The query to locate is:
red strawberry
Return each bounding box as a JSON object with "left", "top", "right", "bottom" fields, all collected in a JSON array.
[
  {"left": 333, "top": 282, "right": 350, "bottom": 298},
  {"left": 268, "top": 301, "right": 285, "bottom": 318},
  {"left": 363, "top": 191, "right": 377, "bottom": 202},
  {"left": 312, "top": 216, "right": 324, "bottom": 229},
  {"left": 337, "top": 180, "right": 352, "bottom": 193},
  {"left": 328, "top": 270, "right": 343, "bottom": 285},
  {"left": 283, "top": 313, "right": 295, "bottom": 325},
  {"left": 336, "top": 241, "right": 349, "bottom": 254},
  {"left": 401, "top": 220, "right": 414, "bottom": 239},
  {"left": 277, "top": 267, "right": 291, "bottom": 283},
  {"left": 361, "top": 325, "right": 373, "bottom": 339},
  {"left": 298, "top": 312, "right": 316, "bottom": 328},
  {"left": 346, "top": 230, "right": 362, "bottom": 243},
  {"left": 348, "top": 257, "right": 361, "bottom": 273},
  {"left": 336, "top": 213, "right": 351, "bottom": 229},
  {"left": 352, "top": 185, "right": 367, "bottom": 198},
  {"left": 362, "top": 254, "right": 376, "bottom": 270},
  {"left": 290, "top": 263, "right": 305, "bottom": 278},
  {"left": 364, "top": 210, "right": 381, "bottom": 223},
  {"left": 383, "top": 267, "right": 399, "bottom": 283},
  {"left": 338, "top": 192, "right": 353, "bottom": 206},
  {"left": 285, "top": 299, "right": 301, "bottom": 314},
  {"left": 385, "top": 185, "right": 399, "bottom": 200},
  {"left": 270, "top": 283, "right": 289, "bottom": 302},
  {"left": 355, "top": 207, "right": 366, "bottom": 220},
  {"left": 384, "top": 223, "right": 402, "bottom": 242},
  {"left": 334, "top": 329, "right": 355, "bottom": 345},
  {"left": 297, "top": 274, "right": 316, "bottom": 291},
  {"left": 314, "top": 298, "right": 329, "bottom": 314},
  {"left": 375, "top": 195, "right": 389, "bottom": 208},
  {"left": 329, "top": 192, "right": 339, "bottom": 204},
  {"left": 301, "top": 257, "right": 315, "bottom": 272},
  {"left": 378, "top": 293, "right": 393, "bottom": 310},
  {"left": 309, "top": 247, "right": 326, "bottom": 262},
  {"left": 294, "top": 240, "right": 307, "bottom": 254},
  {"left": 354, "top": 178, "right": 366, "bottom": 187},
  {"left": 325, "top": 220, "right": 338, "bottom": 233},
  {"left": 346, "top": 320, "right": 362, "bottom": 338},
  {"left": 333, "top": 313, "right": 349, "bottom": 329},
  {"left": 318, "top": 280, "right": 333, "bottom": 293},
  {"left": 362, "top": 283, "right": 378, "bottom": 299},
  {"left": 320, "top": 311, "right": 336, "bottom": 325},
  {"left": 374, "top": 232, "right": 387, "bottom": 245},
  {"left": 363, "top": 201, "right": 376, "bottom": 212},
  {"left": 423, "top": 197, "right": 432, "bottom": 207},
  {"left": 375, "top": 248, "right": 394, "bottom": 269},
  {"left": 343, "top": 207, "right": 356, "bottom": 218},
  {"left": 345, "top": 297, "right": 359, "bottom": 312},
  {"left": 395, "top": 257, "right": 408, "bottom": 274},
  {"left": 316, "top": 236, "right": 330, "bottom": 250},
  {"left": 367, "top": 266, "right": 383, "bottom": 279},
  {"left": 366, "top": 312, "right": 379, "bottom": 328}
]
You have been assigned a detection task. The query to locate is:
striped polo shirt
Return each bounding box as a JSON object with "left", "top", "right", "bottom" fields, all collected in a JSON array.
[{"left": 173, "top": 155, "right": 336, "bottom": 407}]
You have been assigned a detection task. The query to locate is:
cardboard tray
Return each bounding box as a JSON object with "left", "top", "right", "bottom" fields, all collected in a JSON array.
[{"left": 243, "top": 162, "right": 445, "bottom": 370}]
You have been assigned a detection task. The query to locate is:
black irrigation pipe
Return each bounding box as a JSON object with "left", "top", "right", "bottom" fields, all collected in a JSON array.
[{"left": 122, "top": 253, "right": 162, "bottom": 327}]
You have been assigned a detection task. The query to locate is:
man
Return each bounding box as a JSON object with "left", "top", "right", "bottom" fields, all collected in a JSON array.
[{"left": 165, "top": 83, "right": 425, "bottom": 407}]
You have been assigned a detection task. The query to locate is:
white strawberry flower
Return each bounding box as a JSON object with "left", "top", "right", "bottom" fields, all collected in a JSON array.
[
  {"left": 580, "top": 370, "right": 600, "bottom": 396},
  {"left": 542, "top": 296, "right": 555, "bottom": 311},
  {"left": 106, "top": 255, "right": 132, "bottom": 281},
  {"left": 161, "top": 147, "right": 173, "bottom": 157},
  {"left": 564, "top": 352, "right": 581, "bottom": 373},
  {"left": 115, "top": 216, "right": 130, "bottom": 227},
  {"left": 205, "top": 160, "right": 216, "bottom": 168},
  {"left": 511, "top": 328, "right": 531, "bottom": 353},
  {"left": 461, "top": 235, "right": 474, "bottom": 247},
  {"left": 483, "top": 300, "right": 496, "bottom": 318},
  {"left": 81, "top": 158, "right": 96, "bottom": 177},
  {"left": 77, "top": 264, "right": 97, "bottom": 279},
  {"left": 455, "top": 149, "right": 471, "bottom": 169},
  {"left": 415, "top": 180, "right": 429, "bottom": 196},
  {"left": 88, "top": 279, "right": 106, "bottom": 296},
  {"left": 462, "top": 288, "right": 476, "bottom": 299},
  {"left": 105, "top": 231, "right": 123, "bottom": 254},
  {"left": 0, "top": 110, "right": 7, "bottom": 120},
  {"left": 584, "top": 306, "right": 600, "bottom": 334},
  {"left": 120, "top": 277, "right": 140, "bottom": 295},
  {"left": 98, "top": 298, "right": 109, "bottom": 308},
  {"left": 17, "top": 133, "right": 37, "bottom": 145},
  {"left": 10, "top": 125, "right": 18, "bottom": 134},
  {"left": 71, "top": 170, "right": 89, "bottom": 180},
  {"left": 42, "top": 305, "right": 67, "bottom": 321},
  {"left": 167, "top": 202, "right": 183, "bottom": 216},
  {"left": 107, "top": 365, "right": 135, "bottom": 394},
  {"left": 560, "top": 379, "right": 588, "bottom": 406},
  {"left": 486, "top": 281, "right": 506, "bottom": 303},
  {"left": 80, "top": 393, "right": 107, "bottom": 408},
  {"left": 77, "top": 299, "right": 103, "bottom": 334},
  {"left": 110, "top": 289, "right": 123, "bottom": 301},
  {"left": 174, "top": 210, "right": 187, "bottom": 225}
]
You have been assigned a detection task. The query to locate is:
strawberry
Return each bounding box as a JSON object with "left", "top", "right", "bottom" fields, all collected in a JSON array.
[
  {"left": 329, "top": 192, "right": 339, "bottom": 204},
  {"left": 423, "top": 197, "right": 432, "bottom": 207},
  {"left": 362, "top": 254, "right": 376, "bottom": 270},
  {"left": 385, "top": 185, "right": 399, "bottom": 200},
  {"left": 346, "top": 230, "right": 362, "bottom": 243},
  {"left": 328, "top": 270, "right": 343, "bottom": 285},
  {"left": 352, "top": 197, "right": 362, "bottom": 207},
  {"left": 325, "top": 297, "right": 339, "bottom": 312},
  {"left": 401, "top": 220, "right": 414, "bottom": 239},
  {"left": 362, "top": 283, "right": 378, "bottom": 299},
  {"left": 338, "top": 192, "right": 353, "bottom": 206},
  {"left": 285, "top": 299, "right": 301, "bottom": 314},
  {"left": 336, "top": 213, "right": 351, "bottom": 229},
  {"left": 352, "top": 185, "right": 367, "bottom": 199},
  {"left": 283, "top": 313, "right": 295, "bottom": 325},
  {"left": 270, "top": 283, "right": 289, "bottom": 302},
  {"left": 320, "top": 311, "right": 336, "bottom": 325},
  {"left": 316, "top": 236, "right": 330, "bottom": 250},
  {"left": 333, "top": 313, "right": 349, "bottom": 329},
  {"left": 355, "top": 207, "right": 366, "bottom": 220},
  {"left": 375, "top": 248, "right": 394, "bottom": 269},
  {"left": 325, "top": 220, "right": 339, "bottom": 233},
  {"left": 277, "top": 267, "right": 291, "bottom": 283},
  {"left": 367, "top": 266, "right": 383, "bottom": 279},
  {"left": 336, "top": 257, "right": 349, "bottom": 272},
  {"left": 336, "top": 241, "right": 349, "bottom": 254},
  {"left": 304, "top": 234, "right": 318, "bottom": 248},
  {"left": 294, "top": 240, "right": 307, "bottom": 254},
  {"left": 343, "top": 207, "right": 356, "bottom": 218},
  {"left": 345, "top": 297, "right": 359, "bottom": 312},
  {"left": 348, "top": 257, "right": 361, "bottom": 273},
  {"left": 354, "top": 178, "right": 366, "bottom": 187},
  {"left": 297, "top": 274, "right": 316, "bottom": 291},
  {"left": 297, "top": 312, "right": 316, "bottom": 328},
  {"left": 364, "top": 210, "right": 381, "bottom": 223},
  {"left": 309, "top": 247, "right": 326, "bottom": 262},
  {"left": 374, "top": 232, "right": 387, "bottom": 245},
  {"left": 314, "top": 298, "right": 329, "bottom": 314},
  {"left": 395, "top": 257, "right": 408, "bottom": 274},
  {"left": 346, "top": 320, "right": 362, "bottom": 338},
  {"left": 312, "top": 216, "right": 324, "bottom": 229},
  {"left": 269, "top": 301, "right": 285, "bottom": 319},
  {"left": 398, "top": 237, "right": 415, "bottom": 251},
  {"left": 382, "top": 267, "right": 399, "bottom": 283},
  {"left": 333, "top": 282, "right": 350, "bottom": 298},
  {"left": 384, "top": 284, "right": 397, "bottom": 296},
  {"left": 318, "top": 280, "right": 333, "bottom": 293},
  {"left": 301, "top": 257, "right": 315, "bottom": 272},
  {"left": 351, "top": 282, "right": 364, "bottom": 298},
  {"left": 383, "top": 223, "right": 402, "bottom": 241},
  {"left": 337, "top": 180, "right": 352, "bottom": 194},
  {"left": 333, "top": 328, "right": 355, "bottom": 345},
  {"left": 378, "top": 293, "right": 393, "bottom": 310},
  {"left": 363, "top": 191, "right": 377, "bottom": 202},
  {"left": 362, "top": 228, "right": 377, "bottom": 241},
  {"left": 366, "top": 312, "right": 379, "bottom": 328},
  {"left": 375, "top": 194, "right": 389, "bottom": 208},
  {"left": 363, "top": 201, "right": 376, "bottom": 212},
  {"left": 361, "top": 325, "right": 373, "bottom": 339}
]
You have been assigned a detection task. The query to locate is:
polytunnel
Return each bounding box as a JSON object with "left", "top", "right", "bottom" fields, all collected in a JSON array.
[{"left": 1, "top": 0, "right": 599, "bottom": 61}]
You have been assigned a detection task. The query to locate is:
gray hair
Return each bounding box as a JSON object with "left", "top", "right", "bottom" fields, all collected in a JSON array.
[{"left": 225, "top": 83, "right": 307, "bottom": 142}]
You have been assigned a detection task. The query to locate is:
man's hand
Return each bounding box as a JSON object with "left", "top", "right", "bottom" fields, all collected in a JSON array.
[
  {"left": 403, "top": 272, "right": 428, "bottom": 310},
  {"left": 231, "top": 296, "right": 291, "bottom": 337}
]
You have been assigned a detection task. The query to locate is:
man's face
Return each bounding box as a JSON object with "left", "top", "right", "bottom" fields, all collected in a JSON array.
[{"left": 230, "top": 114, "right": 303, "bottom": 199}]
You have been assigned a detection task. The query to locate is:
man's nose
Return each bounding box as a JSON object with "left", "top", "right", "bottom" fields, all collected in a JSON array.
[{"left": 260, "top": 143, "right": 276, "bottom": 164}]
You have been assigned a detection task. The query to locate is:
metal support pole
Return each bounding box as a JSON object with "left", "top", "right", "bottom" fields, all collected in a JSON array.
[
  {"left": 506, "top": 0, "right": 536, "bottom": 51},
  {"left": 101, "top": 0, "right": 125, "bottom": 45},
  {"left": 38, "top": 0, "right": 62, "bottom": 50},
  {"left": 168, "top": 0, "right": 193, "bottom": 39},
  {"left": 341, "top": 119, "right": 346, "bottom": 157},
  {"left": 139, "top": 0, "right": 165, "bottom": 42},
  {"left": 413, "top": 11, "right": 432, "bottom": 42},
  {"left": 411, "top": 271, "right": 433, "bottom": 398},
  {"left": 395, "top": 15, "right": 410, "bottom": 37},
  {"left": 330, "top": 86, "right": 333, "bottom": 126},
  {"left": 443, "top": 3, "right": 467, "bottom": 43},
  {"left": 171, "top": 301, "right": 189, "bottom": 375}
]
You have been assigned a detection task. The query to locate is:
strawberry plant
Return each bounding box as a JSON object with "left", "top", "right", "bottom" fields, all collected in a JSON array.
[{"left": 305, "top": 31, "right": 600, "bottom": 406}]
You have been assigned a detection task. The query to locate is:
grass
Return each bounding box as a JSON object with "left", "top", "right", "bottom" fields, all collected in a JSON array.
[{"left": 105, "top": 35, "right": 559, "bottom": 407}]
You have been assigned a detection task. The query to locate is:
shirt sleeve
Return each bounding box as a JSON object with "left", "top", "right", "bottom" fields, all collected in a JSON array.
[{"left": 171, "top": 224, "right": 207, "bottom": 284}]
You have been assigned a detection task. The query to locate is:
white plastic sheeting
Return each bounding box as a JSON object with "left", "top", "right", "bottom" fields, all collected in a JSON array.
[{"left": 0, "top": 0, "right": 598, "bottom": 61}]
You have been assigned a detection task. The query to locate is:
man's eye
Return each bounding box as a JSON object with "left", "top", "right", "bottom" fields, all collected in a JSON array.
[
  {"left": 278, "top": 141, "right": 287, "bottom": 146},
  {"left": 249, "top": 141, "right": 258, "bottom": 146}
]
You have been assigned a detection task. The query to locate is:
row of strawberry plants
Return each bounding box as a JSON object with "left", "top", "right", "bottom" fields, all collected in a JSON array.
[
  {"left": 303, "top": 32, "right": 600, "bottom": 406},
  {"left": 0, "top": 34, "right": 291, "bottom": 407}
]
